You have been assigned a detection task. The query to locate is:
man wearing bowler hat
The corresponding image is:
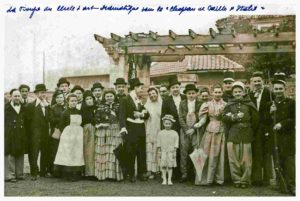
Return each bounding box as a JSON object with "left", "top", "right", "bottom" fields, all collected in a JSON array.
[
  {"left": 119, "top": 78, "right": 149, "bottom": 182},
  {"left": 51, "top": 78, "right": 71, "bottom": 105},
  {"left": 91, "top": 82, "right": 104, "bottom": 107},
  {"left": 114, "top": 78, "right": 128, "bottom": 103},
  {"left": 161, "top": 77, "right": 186, "bottom": 180},
  {"left": 26, "top": 84, "right": 51, "bottom": 180},
  {"left": 178, "top": 84, "right": 203, "bottom": 182}
]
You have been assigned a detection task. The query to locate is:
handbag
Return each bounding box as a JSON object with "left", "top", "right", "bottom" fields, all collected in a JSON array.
[{"left": 51, "top": 128, "right": 61, "bottom": 139}]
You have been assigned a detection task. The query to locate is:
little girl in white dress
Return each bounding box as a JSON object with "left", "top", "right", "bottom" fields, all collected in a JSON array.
[{"left": 157, "top": 114, "right": 179, "bottom": 185}]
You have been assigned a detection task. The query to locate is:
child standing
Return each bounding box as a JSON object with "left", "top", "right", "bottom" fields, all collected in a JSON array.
[
  {"left": 157, "top": 115, "right": 179, "bottom": 185},
  {"left": 222, "top": 81, "right": 259, "bottom": 188}
]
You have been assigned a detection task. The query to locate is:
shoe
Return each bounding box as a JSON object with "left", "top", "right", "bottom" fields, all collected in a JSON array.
[
  {"left": 17, "top": 176, "right": 25, "bottom": 180},
  {"left": 44, "top": 173, "right": 53, "bottom": 178},
  {"left": 168, "top": 181, "right": 173, "bottom": 185},
  {"left": 31, "top": 176, "right": 37, "bottom": 181},
  {"left": 241, "top": 184, "right": 248, "bottom": 189},
  {"left": 129, "top": 176, "right": 136, "bottom": 183},
  {"left": 10, "top": 178, "right": 17, "bottom": 183},
  {"left": 234, "top": 183, "right": 241, "bottom": 188},
  {"left": 138, "top": 175, "right": 148, "bottom": 181},
  {"left": 162, "top": 180, "right": 167, "bottom": 185},
  {"left": 179, "top": 176, "right": 188, "bottom": 183}
]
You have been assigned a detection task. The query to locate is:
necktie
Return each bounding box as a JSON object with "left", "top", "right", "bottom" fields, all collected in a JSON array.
[{"left": 23, "top": 99, "right": 27, "bottom": 104}]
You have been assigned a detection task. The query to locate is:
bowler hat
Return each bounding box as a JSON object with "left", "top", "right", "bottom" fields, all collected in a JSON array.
[
  {"left": 57, "top": 78, "right": 70, "bottom": 87},
  {"left": 91, "top": 82, "right": 104, "bottom": 91},
  {"left": 168, "top": 77, "right": 181, "bottom": 89},
  {"left": 129, "top": 78, "right": 144, "bottom": 88},
  {"left": 272, "top": 72, "right": 286, "bottom": 86},
  {"left": 34, "top": 84, "right": 48, "bottom": 93},
  {"left": 19, "top": 84, "right": 30, "bottom": 91},
  {"left": 223, "top": 70, "right": 235, "bottom": 82},
  {"left": 183, "top": 84, "right": 198, "bottom": 94},
  {"left": 114, "top": 78, "right": 127, "bottom": 85},
  {"left": 71, "top": 85, "right": 85, "bottom": 93}
]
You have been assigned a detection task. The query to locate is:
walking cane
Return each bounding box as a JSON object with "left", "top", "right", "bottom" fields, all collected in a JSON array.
[{"left": 267, "top": 70, "right": 289, "bottom": 194}]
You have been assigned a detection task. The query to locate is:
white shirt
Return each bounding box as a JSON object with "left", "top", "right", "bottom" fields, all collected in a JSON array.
[
  {"left": 76, "top": 102, "right": 82, "bottom": 110},
  {"left": 255, "top": 88, "right": 264, "bottom": 111},
  {"left": 172, "top": 95, "right": 181, "bottom": 114},
  {"left": 187, "top": 99, "right": 196, "bottom": 114},
  {"left": 11, "top": 102, "right": 21, "bottom": 114},
  {"left": 35, "top": 98, "right": 48, "bottom": 116},
  {"left": 130, "top": 90, "right": 141, "bottom": 109}
]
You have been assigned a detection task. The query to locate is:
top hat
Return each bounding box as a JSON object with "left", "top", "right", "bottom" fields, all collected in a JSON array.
[
  {"left": 91, "top": 82, "right": 104, "bottom": 91},
  {"left": 57, "top": 78, "right": 70, "bottom": 87},
  {"left": 183, "top": 84, "right": 199, "bottom": 94},
  {"left": 71, "top": 85, "right": 85, "bottom": 93},
  {"left": 223, "top": 70, "right": 235, "bottom": 82},
  {"left": 114, "top": 78, "right": 127, "bottom": 85},
  {"left": 272, "top": 72, "right": 286, "bottom": 86},
  {"left": 19, "top": 84, "right": 30, "bottom": 91},
  {"left": 232, "top": 81, "right": 245, "bottom": 91},
  {"left": 168, "top": 77, "right": 181, "bottom": 89},
  {"left": 162, "top": 114, "right": 176, "bottom": 123},
  {"left": 251, "top": 71, "right": 264, "bottom": 78},
  {"left": 34, "top": 84, "right": 48, "bottom": 93},
  {"left": 129, "top": 78, "right": 144, "bottom": 88}
]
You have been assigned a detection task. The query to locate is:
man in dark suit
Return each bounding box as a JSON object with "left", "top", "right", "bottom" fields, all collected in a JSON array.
[
  {"left": 114, "top": 78, "right": 128, "bottom": 103},
  {"left": 26, "top": 84, "right": 51, "bottom": 180},
  {"left": 5, "top": 89, "right": 27, "bottom": 182},
  {"left": 178, "top": 84, "right": 203, "bottom": 182},
  {"left": 119, "top": 78, "right": 149, "bottom": 182},
  {"left": 19, "top": 84, "right": 34, "bottom": 106},
  {"left": 161, "top": 77, "right": 186, "bottom": 180},
  {"left": 266, "top": 72, "right": 295, "bottom": 195},
  {"left": 249, "top": 71, "right": 275, "bottom": 186}
]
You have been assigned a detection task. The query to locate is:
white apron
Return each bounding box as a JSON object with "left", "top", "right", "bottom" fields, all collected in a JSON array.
[{"left": 54, "top": 114, "right": 85, "bottom": 166}]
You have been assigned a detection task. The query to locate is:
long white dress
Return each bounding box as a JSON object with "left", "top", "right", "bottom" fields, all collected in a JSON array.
[{"left": 54, "top": 115, "right": 85, "bottom": 167}]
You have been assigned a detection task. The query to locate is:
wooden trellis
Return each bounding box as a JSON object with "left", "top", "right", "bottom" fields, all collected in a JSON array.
[{"left": 94, "top": 28, "right": 295, "bottom": 84}]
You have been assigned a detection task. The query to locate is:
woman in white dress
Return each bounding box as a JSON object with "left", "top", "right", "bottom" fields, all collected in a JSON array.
[
  {"left": 144, "top": 87, "right": 162, "bottom": 179},
  {"left": 54, "top": 94, "right": 85, "bottom": 182}
]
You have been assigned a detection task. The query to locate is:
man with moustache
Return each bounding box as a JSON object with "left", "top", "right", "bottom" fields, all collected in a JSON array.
[
  {"left": 161, "top": 77, "right": 186, "bottom": 180},
  {"left": 19, "top": 84, "right": 34, "bottom": 106},
  {"left": 91, "top": 82, "right": 104, "bottom": 107},
  {"left": 249, "top": 71, "right": 275, "bottom": 186}
]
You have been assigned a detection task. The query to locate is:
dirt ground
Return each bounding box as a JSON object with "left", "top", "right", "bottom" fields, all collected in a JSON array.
[{"left": 5, "top": 174, "right": 291, "bottom": 197}]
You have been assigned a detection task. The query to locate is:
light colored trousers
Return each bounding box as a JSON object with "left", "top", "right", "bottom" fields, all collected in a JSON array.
[
  {"left": 227, "top": 142, "right": 252, "bottom": 185},
  {"left": 5, "top": 155, "right": 24, "bottom": 180}
]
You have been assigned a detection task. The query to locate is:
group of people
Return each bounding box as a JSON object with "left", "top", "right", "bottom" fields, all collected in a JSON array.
[{"left": 4, "top": 70, "right": 295, "bottom": 195}]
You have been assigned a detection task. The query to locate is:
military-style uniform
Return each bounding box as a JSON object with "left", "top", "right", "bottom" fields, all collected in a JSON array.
[
  {"left": 222, "top": 97, "right": 259, "bottom": 185},
  {"left": 265, "top": 97, "right": 295, "bottom": 193}
]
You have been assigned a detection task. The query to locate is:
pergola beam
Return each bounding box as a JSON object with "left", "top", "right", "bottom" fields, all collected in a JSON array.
[
  {"left": 123, "top": 45, "right": 295, "bottom": 55},
  {"left": 150, "top": 55, "right": 185, "bottom": 62}
]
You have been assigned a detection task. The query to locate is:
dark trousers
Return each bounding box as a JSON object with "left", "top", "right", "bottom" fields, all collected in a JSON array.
[
  {"left": 280, "top": 155, "right": 295, "bottom": 192},
  {"left": 125, "top": 122, "right": 147, "bottom": 178},
  {"left": 28, "top": 131, "right": 50, "bottom": 176},
  {"left": 48, "top": 138, "right": 60, "bottom": 174}
]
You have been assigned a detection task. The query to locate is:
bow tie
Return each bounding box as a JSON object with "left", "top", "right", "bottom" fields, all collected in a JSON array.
[{"left": 13, "top": 102, "right": 20, "bottom": 106}]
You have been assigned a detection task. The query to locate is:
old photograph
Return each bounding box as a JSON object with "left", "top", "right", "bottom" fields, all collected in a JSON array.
[{"left": 2, "top": 0, "right": 296, "bottom": 197}]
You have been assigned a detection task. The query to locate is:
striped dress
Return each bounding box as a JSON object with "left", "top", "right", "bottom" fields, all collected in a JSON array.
[{"left": 94, "top": 102, "right": 123, "bottom": 181}]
